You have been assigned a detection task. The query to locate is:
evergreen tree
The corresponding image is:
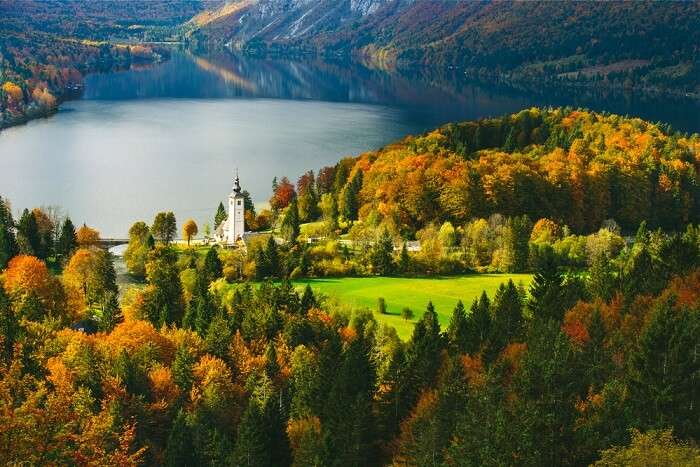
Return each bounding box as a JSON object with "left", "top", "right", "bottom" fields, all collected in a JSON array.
[
  {"left": 56, "top": 217, "right": 77, "bottom": 260},
  {"left": 255, "top": 247, "right": 270, "bottom": 281},
  {"left": 528, "top": 246, "right": 566, "bottom": 322},
  {"left": 214, "top": 202, "right": 227, "bottom": 229},
  {"left": 486, "top": 280, "right": 524, "bottom": 362},
  {"left": 508, "top": 215, "right": 532, "bottom": 273},
  {"left": 0, "top": 196, "right": 18, "bottom": 269},
  {"left": 164, "top": 410, "right": 195, "bottom": 467},
  {"left": 17, "top": 208, "right": 40, "bottom": 257},
  {"left": 143, "top": 246, "right": 184, "bottom": 326},
  {"left": 399, "top": 241, "right": 411, "bottom": 274},
  {"left": 172, "top": 344, "right": 195, "bottom": 395},
  {"left": 231, "top": 399, "right": 272, "bottom": 467},
  {"left": 265, "top": 236, "right": 280, "bottom": 277},
  {"left": 205, "top": 312, "right": 232, "bottom": 359},
  {"left": 588, "top": 251, "right": 616, "bottom": 301},
  {"left": 342, "top": 170, "right": 362, "bottom": 221},
  {"left": 99, "top": 292, "right": 120, "bottom": 333},
  {"left": 281, "top": 197, "right": 300, "bottom": 243},
  {"left": 0, "top": 286, "right": 18, "bottom": 364},
  {"left": 371, "top": 228, "right": 395, "bottom": 275},
  {"left": 300, "top": 284, "right": 316, "bottom": 313},
  {"left": 446, "top": 300, "right": 468, "bottom": 353},
  {"left": 203, "top": 246, "right": 223, "bottom": 282},
  {"left": 465, "top": 292, "right": 491, "bottom": 355},
  {"left": 629, "top": 297, "right": 700, "bottom": 439}
]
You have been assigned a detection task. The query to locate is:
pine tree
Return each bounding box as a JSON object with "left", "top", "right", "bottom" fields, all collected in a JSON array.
[
  {"left": 255, "top": 247, "right": 270, "bottom": 280},
  {"left": 172, "top": 344, "right": 195, "bottom": 395},
  {"left": 99, "top": 292, "right": 120, "bottom": 332},
  {"left": 0, "top": 197, "right": 18, "bottom": 269},
  {"left": 17, "top": 208, "right": 40, "bottom": 256},
  {"left": 164, "top": 409, "right": 195, "bottom": 467},
  {"left": 204, "top": 312, "right": 232, "bottom": 359},
  {"left": 203, "top": 246, "right": 223, "bottom": 282},
  {"left": 487, "top": 280, "right": 524, "bottom": 362},
  {"left": 214, "top": 202, "right": 227, "bottom": 229},
  {"left": 399, "top": 241, "right": 411, "bottom": 274},
  {"left": 265, "top": 236, "right": 280, "bottom": 277},
  {"left": 300, "top": 285, "right": 316, "bottom": 313},
  {"left": 465, "top": 292, "right": 491, "bottom": 355},
  {"left": 0, "top": 286, "right": 18, "bottom": 364},
  {"left": 281, "top": 197, "right": 300, "bottom": 243},
  {"left": 342, "top": 170, "right": 362, "bottom": 221},
  {"left": 588, "top": 251, "right": 616, "bottom": 301},
  {"left": 528, "top": 246, "right": 566, "bottom": 322},
  {"left": 446, "top": 300, "right": 468, "bottom": 353},
  {"left": 371, "top": 228, "right": 395, "bottom": 275},
  {"left": 231, "top": 399, "right": 272, "bottom": 467},
  {"left": 56, "top": 217, "right": 77, "bottom": 260}
]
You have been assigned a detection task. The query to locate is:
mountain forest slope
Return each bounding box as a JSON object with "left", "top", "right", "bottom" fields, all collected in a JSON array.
[{"left": 189, "top": 0, "right": 700, "bottom": 94}]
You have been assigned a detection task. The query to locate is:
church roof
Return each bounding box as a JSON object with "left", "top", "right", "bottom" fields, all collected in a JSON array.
[{"left": 232, "top": 174, "right": 244, "bottom": 197}]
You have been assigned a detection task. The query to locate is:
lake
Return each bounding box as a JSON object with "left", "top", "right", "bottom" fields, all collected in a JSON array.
[{"left": 1, "top": 50, "right": 698, "bottom": 237}]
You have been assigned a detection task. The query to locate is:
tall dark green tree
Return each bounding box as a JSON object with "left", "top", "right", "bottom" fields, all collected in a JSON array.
[
  {"left": 628, "top": 296, "right": 700, "bottom": 439},
  {"left": 231, "top": 399, "right": 272, "bottom": 467},
  {"left": 265, "top": 236, "right": 280, "bottom": 277},
  {"left": 505, "top": 215, "right": 532, "bottom": 272},
  {"left": 56, "top": 217, "right": 77, "bottom": 260},
  {"left": 0, "top": 286, "right": 18, "bottom": 364},
  {"left": 486, "top": 280, "right": 524, "bottom": 363},
  {"left": 465, "top": 291, "right": 491, "bottom": 355},
  {"left": 164, "top": 409, "right": 195, "bottom": 467},
  {"left": 214, "top": 202, "right": 227, "bottom": 230},
  {"left": 446, "top": 300, "right": 468, "bottom": 354},
  {"left": 281, "top": 197, "right": 300, "bottom": 243},
  {"left": 342, "top": 170, "right": 363, "bottom": 222},
  {"left": 371, "top": 228, "right": 395, "bottom": 275},
  {"left": 528, "top": 246, "right": 566, "bottom": 322},
  {"left": 0, "top": 196, "right": 18, "bottom": 268},
  {"left": 203, "top": 246, "right": 223, "bottom": 282},
  {"left": 17, "top": 208, "right": 40, "bottom": 257},
  {"left": 172, "top": 344, "right": 195, "bottom": 395}
]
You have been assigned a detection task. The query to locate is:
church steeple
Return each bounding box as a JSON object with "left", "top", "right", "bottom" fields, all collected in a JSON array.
[{"left": 233, "top": 169, "right": 241, "bottom": 194}]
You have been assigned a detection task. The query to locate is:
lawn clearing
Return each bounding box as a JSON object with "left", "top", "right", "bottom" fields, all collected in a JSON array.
[{"left": 294, "top": 274, "right": 533, "bottom": 339}]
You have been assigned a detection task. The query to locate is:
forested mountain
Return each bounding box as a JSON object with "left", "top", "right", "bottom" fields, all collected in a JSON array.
[
  {"left": 0, "top": 0, "right": 207, "bottom": 129},
  {"left": 190, "top": 0, "right": 700, "bottom": 94}
]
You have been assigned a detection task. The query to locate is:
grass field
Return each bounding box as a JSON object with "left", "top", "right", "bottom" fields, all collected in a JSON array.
[{"left": 294, "top": 274, "right": 533, "bottom": 339}]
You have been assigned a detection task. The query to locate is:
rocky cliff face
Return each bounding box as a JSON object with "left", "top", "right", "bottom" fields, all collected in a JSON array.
[{"left": 188, "top": 0, "right": 398, "bottom": 45}]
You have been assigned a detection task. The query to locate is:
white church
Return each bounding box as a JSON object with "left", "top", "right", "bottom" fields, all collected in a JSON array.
[{"left": 215, "top": 174, "right": 246, "bottom": 245}]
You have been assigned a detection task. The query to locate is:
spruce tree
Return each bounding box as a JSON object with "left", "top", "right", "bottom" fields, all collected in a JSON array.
[
  {"left": 446, "top": 300, "right": 468, "bottom": 353},
  {"left": 300, "top": 284, "right": 316, "bottom": 313},
  {"left": 371, "top": 228, "right": 395, "bottom": 275},
  {"left": 487, "top": 280, "right": 524, "bottom": 362},
  {"left": 203, "top": 246, "right": 223, "bottom": 282},
  {"left": 214, "top": 202, "right": 227, "bottom": 229},
  {"left": 281, "top": 197, "right": 300, "bottom": 243},
  {"left": 528, "top": 246, "right": 566, "bottom": 322},
  {"left": 399, "top": 241, "right": 411, "bottom": 274},
  {"left": 99, "top": 292, "right": 120, "bottom": 333},
  {"left": 465, "top": 291, "right": 491, "bottom": 355},
  {"left": 231, "top": 399, "right": 272, "bottom": 467},
  {"left": 265, "top": 236, "right": 279, "bottom": 277},
  {"left": 0, "top": 197, "right": 18, "bottom": 269},
  {"left": 56, "top": 217, "right": 77, "bottom": 260},
  {"left": 172, "top": 344, "right": 195, "bottom": 395},
  {"left": 164, "top": 409, "right": 195, "bottom": 467},
  {"left": 17, "top": 208, "right": 40, "bottom": 256}
]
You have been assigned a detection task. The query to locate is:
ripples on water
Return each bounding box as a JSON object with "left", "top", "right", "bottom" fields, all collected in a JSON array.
[{"left": 1, "top": 50, "right": 698, "bottom": 236}]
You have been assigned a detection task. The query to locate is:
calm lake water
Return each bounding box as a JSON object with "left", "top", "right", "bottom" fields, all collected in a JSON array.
[{"left": 1, "top": 50, "right": 698, "bottom": 237}]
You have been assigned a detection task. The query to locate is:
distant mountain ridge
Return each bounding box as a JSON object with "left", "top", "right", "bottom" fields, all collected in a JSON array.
[{"left": 186, "top": 0, "right": 700, "bottom": 94}]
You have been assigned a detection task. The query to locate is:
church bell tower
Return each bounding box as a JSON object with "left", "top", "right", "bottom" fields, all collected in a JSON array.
[{"left": 226, "top": 172, "right": 245, "bottom": 243}]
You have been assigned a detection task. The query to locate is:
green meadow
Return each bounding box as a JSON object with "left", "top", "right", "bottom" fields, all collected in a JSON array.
[{"left": 294, "top": 274, "right": 533, "bottom": 339}]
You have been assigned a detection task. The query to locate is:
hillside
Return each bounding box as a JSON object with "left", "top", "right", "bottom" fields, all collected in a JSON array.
[
  {"left": 307, "top": 107, "right": 700, "bottom": 236},
  {"left": 0, "top": 0, "right": 208, "bottom": 129},
  {"left": 189, "top": 0, "right": 700, "bottom": 94}
]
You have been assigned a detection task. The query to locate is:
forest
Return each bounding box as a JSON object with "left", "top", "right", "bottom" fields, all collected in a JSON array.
[
  {"left": 1, "top": 108, "right": 700, "bottom": 465},
  {"left": 0, "top": 0, "right": 197, "bottom": 129}
]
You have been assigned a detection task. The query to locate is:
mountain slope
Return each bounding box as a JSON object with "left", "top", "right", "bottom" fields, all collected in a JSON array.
[{"left": 189, "top": 0, "right": 700, "bottom": 93}]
